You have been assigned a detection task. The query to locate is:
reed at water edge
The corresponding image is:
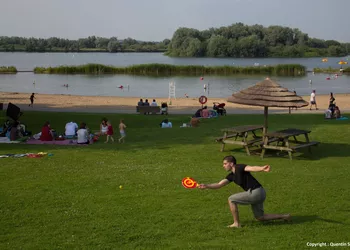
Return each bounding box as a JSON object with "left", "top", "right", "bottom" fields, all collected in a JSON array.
[
  {"left": 33, "top": 63, "right": 306, "bottom": 76},
  {"left": 313, "top": 67, "right": 350, "bottom": 74}
]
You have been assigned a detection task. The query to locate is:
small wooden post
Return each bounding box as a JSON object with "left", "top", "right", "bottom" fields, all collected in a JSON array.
[{"left": 263, "top": 106, "right": 268, "bottom": 136}]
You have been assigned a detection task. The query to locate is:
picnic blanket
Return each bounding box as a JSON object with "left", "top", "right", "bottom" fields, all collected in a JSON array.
[
  {"left": 337, "top": 116, "right": 348, "bottom": 120},
  {"left": 0, "top": 137, "right": 21, "bottom": 143},
  {"left": 0, "top": 152, "right": 51, "bottom": 158},
  {"left": 25, "top": 138, "right": 91, "bottom": 146}
]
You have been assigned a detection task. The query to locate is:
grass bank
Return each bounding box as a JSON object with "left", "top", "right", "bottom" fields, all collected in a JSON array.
[
  {"left": 0, "top": 66, "right": 17, "bottom": 74},
  {"left": 0, "top": 111, "right": 349, "bottom": 249},
  {"left": 313, "top": 67, "right": 350, "bottom": 73},
  {"left": 34, "top": 63, "right": 306, "bottom": 76}
]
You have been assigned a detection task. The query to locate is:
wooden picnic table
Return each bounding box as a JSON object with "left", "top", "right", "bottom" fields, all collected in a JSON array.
[
  {"left": 216, "top": 125, "right": 264, "bottom": 155},
  {"left": 261, "top": 128, "right": 320, "bottom": 160}
]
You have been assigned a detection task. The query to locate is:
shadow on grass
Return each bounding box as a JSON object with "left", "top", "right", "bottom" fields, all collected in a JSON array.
[
  {"left": 224, "top": 141, "right": 350, "bottom": 160},
  {"left": 259, "top": 215, "right": 346, "bottom": 226}
]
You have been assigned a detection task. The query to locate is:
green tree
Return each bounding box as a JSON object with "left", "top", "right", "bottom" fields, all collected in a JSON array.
[
  {"left": 307, "top": 38, "right": 327, "bottom": 48},
  {"left": 107, "top": 40, "right": 119, "bottom": 52},
  {"left": 328, "top": 45, "right": 346, "bottom": 56},
  {"left": 186, "top": 38, "right": 203, "bottom": 57},
  {"left": 206, "top": 35, "right": 228, "bottom": 57},
  {"left": 325, "top": 40, "right": 341, "bottom": 47}
]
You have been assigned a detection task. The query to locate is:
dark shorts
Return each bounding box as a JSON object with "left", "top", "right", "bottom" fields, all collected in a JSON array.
[
  {"left": 311, "top": 101, "right": 316, "bottom": 105},
  {"left": 228, "top": 187, "right": 266, "bottom": 218}
]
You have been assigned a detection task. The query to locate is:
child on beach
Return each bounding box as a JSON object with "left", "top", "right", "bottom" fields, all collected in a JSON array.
[
  {"left": 118, "top": 119, "right": 126, "bottom": 143},
  {"left": 105, "top": 121, "right": 114, "bottom": 143},
  {"left": 29, "top": 93, "right": 35, "bottom": 107}
]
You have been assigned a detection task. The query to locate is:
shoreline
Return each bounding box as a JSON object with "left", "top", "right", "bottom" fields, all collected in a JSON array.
[{"left": 1, "top": 91, "right": 350, "bottom": 114}]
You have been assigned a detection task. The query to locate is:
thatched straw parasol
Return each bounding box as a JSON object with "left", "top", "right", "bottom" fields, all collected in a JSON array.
[{"left": 227, "top": 78, "right": 309, "bottom": 135}]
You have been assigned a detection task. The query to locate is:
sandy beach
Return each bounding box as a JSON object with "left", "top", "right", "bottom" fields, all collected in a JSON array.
[{"left": 1, "top": 91, "right": 349, "bottom": 114}]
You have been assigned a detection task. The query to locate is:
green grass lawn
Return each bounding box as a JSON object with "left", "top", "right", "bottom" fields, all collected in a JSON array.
[{"left": 0, "top": 111, "right": 349, "bottom": 249}]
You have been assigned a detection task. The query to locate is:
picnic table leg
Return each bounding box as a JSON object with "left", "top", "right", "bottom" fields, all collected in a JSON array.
[
  {"left": 243, "top": 132, "right": 251, "bottom": 155},
  {"left": 305, "top": 133, "right": 312, "bottom": 154},
  {"left": 260, "top": 136, "right": 268, "bottom": 159},
  {"left": 293, "top": 136, "right": 298, "bottom": 143},
  {"left": 220, "top": 132, "right": 227, "bottom": 152},
  {"left": 285, "top": 139, "right": 293, "bottom": 160},
  {"left": 252, "top": 131, "right": 257, "bottom": 138}
]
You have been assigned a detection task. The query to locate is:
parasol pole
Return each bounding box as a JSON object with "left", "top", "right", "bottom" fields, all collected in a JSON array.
[{"left": 263, "top": 106, "right": 268, "bottom": 136}]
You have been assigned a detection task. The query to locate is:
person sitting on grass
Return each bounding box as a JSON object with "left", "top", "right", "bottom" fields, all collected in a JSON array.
[
  {"left": 194, "top": 106, "right": 207, "bottom": 118},
  {"left": 95, "top": 118, "right": 108, "bottom": 136},
  {"left": 65, "top": 121, "right": 78, "bottom": 138},
  {"left": 0, "top": 120, "right": 11, "bottom": 137},
  {"left": 77, "top": 122, "right": 90, "bottom": 144},
  {"left": 8, "top": 121, "right": 29, "bottom": 142},
  {"left": 190, "top": 117, "right": 200, "bottom": 127},
  {"left": 334, "top": 106, "right": 341, "bottom": 119},
  {"left": 201, "top": 107, "right": 210, "bottom": 118},
  {"left": 10, "top": 121, "right": 19, "bottom": 141},
  {"left": 160, "top": 119, "right": 172, "bottom": 128},
  {"left": 40, "top": 121, "right": 54, "bottom": 141}
]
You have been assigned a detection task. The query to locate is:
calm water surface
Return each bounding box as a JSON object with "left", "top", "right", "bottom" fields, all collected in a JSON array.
[{"left": 0, "top": 52, "right": 349, "bottom": 98}]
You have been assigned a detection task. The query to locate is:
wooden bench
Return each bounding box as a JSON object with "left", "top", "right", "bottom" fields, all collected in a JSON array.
[
  {"left": 261, "top": 128, "right": 319, "bottom": 160},
  {"left": 217, "top": 125, "right": 264, "bottom": 155},
  {"left": 258, "top": 137, "right": 281, "bottom": 146},
  {"left": 215, "top": 134, "right": 237, "bottom": 142},
  {"left": 290, "top": 141, "right": 320, "bottom": 151},
  {"left": 136, "top": 106, "right": 161, "bottom": 115}
]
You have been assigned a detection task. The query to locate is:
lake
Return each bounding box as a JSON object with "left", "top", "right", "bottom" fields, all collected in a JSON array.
[{"left": 0, "top": 52, "right": 349, "bottom": 98}]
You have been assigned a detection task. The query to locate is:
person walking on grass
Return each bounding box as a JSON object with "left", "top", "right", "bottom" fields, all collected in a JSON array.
[
  {"left": 198, "top": 155, "right": 291, "bottom": 228},
  {"left": 118, "top": 119, "right": 126, "bottom": 143},
  {"left": 29, "top": 93, "right": 35, "bottom": 107},
  {"left": 310, "top": 90, "right": 318, "bottom": 110},
  {"left": 105, "top": 121, "right": 114, "bottom": 143}
]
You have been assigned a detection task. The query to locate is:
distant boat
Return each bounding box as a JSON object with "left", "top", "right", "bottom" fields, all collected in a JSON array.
[{"left": 322, "top": 58, "right": 328, "bottom": 62}]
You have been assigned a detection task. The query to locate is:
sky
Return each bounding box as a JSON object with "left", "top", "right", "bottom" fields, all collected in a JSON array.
[{"left": 0, "top": 0, "right": 349, "bottom": 42}]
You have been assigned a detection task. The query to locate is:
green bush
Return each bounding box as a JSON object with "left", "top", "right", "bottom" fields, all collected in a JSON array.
[{"left": 0, "top": 66, "right": 17, "bottom": 73}]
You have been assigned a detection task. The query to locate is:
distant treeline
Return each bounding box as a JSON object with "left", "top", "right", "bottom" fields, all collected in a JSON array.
[
  {"left": 1, "top": 23, "right": 350, "bottom": 58},
  {"left": 166, "top": 23, "right": 350, "bottom": 58},
  {"left": 33, "top": 63, "right": 306, "bottom": 76},
  {"left": 0, "top": 36, "right": 169, "bottom": 53}
]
